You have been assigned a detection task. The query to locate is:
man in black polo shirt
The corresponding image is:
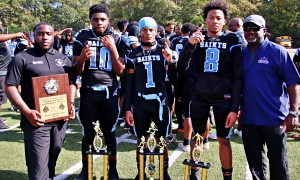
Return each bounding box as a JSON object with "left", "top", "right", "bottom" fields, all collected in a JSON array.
[{"left": 5, "top": 22, "right": 76, "bottom": 180}]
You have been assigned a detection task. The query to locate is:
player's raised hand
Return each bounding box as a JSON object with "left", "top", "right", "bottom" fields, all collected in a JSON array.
[
  {"left": 101, "top": 35, "right": 117, "bottom": 50},
  {"left": 162, "top": 42, "right": 172, "bottom": 62},
  {"left": 79, "top": 44, "right": 93, "bottom": 62},
  {"left": 15, "top": 32, "right": 26, "bottom": 39},
  {"left": 189, "top": 24, "right": 205, "bottom": 45}
]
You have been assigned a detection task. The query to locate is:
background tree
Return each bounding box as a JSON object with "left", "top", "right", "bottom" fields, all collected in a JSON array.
[{"left": 0, "top": 0, "right": 299, "bottom": 47}]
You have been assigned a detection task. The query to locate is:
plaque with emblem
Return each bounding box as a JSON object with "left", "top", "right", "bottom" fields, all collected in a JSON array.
[{"left": 32, "top": 74, "right": 71, "bottom": 123}]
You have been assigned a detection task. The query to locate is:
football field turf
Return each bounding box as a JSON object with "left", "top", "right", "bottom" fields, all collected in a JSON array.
[{"left": 0, "top": 100, "right": 299, "bottom": 180}]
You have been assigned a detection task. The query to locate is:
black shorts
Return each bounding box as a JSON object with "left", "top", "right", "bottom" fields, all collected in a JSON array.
[
  {"left": 132, "top": 92, "right": 171, "bottom": 138},
  {"left": 79, "top": 86, "right": 119, "bottom": 139},
  {"left": 190, "top": 100, "right": 232, "bottom": 138},
  {"left": 0, "top": 76, "right": 7, "bottom": 104}
]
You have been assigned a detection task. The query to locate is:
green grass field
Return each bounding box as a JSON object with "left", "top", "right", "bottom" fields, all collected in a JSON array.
[{"left": 0, "top": 99, "right": 300, "bottom": 180}]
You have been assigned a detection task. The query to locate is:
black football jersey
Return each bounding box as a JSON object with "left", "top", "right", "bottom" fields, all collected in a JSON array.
[
  {"left": 168, "top": 36, "right": 189, "bottom": 85},
  {"left": 190, "top": 31, "right": 242, "bottom": 111},
  {"left": 170, "top": 36, "right": 189, "bottom": 54},
  {"left": 126, "top": 44, "right": 167, "bottom": 93},
  {"left": 73, "top": 28, "right": 126, "bottom": 87}
]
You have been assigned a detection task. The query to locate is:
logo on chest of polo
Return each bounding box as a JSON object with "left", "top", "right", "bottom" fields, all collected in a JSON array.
[
  {"left": 258, "top": 57, "right": 269, "bottom": 64},
  {"left": 137, "top": 55, "right": 161, "bottom": 63},
  {"left": 200, "top": 42, "right": 227, "bottom": 49}
]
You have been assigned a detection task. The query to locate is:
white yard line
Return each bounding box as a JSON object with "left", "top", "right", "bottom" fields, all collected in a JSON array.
[
  {"left": 168, "top": 148, "right": 183, "bottom": 167},
  {"left": 0, "top": 123, "right": 20, "bottom": 133}
]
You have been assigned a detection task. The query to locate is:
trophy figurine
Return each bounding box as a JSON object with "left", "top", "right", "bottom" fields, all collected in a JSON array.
[
  {"left": 146, "top": 122, "right": 158, "bottom": 153},
  {"left": 192, "top": 133, "right": 203, "bottom": 164},
  {"left": 183, "top": 133, "right": 211, "bottom": 180},
  {"left": 138, "top": 136, "right": 146, "bottom": 153},
  {"left": 138, "top": 122, "right": 165, "bottom": 180},
  {"left": 86, "top": 121, "right": 110, "bottom": 180},
  {"left": 157, "top": 136, "right": 167, "bottom": 153},
  {"left": 93, "top": 120, "right": 103, "bottom": 152}
]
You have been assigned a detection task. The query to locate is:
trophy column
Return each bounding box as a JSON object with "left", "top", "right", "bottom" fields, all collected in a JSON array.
[
  {"left": 183, "top": 133, "right": 211, "bottom": 180},
  {"left": 86, "top": 120, "right": 111, "bottom": 180}
]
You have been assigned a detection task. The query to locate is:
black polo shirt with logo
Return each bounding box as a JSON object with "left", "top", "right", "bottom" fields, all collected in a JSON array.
[{"left": 5, "top": 47, "right": 75, "bottom": 124}]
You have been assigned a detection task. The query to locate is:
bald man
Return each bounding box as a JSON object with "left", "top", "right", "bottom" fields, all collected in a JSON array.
[
  {"left": 228, "top": 17, "right": 247, "bottom": 48},
  {"left": 228, "top": 18, "right": 243, "bottom": 32}
]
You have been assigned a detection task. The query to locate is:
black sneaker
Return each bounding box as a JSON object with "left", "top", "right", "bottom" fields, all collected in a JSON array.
[
  {"left": 108, "top": 168, "right": 119, "bottom": 180},
  {"left": 189, "top": 169, "right": 200, "bottom": 180},
  {"left": 163, "top": 170, "right": 171, "bottom": 180},
  {"left": 0, "top": 121, "right": 9, "bottom": 129},
  {"left": 74, "top": 168, "right": 87, "bottom": 180}
]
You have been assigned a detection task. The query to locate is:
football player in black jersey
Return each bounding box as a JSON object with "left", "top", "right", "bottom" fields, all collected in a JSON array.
[
  {"left": 124, "top": 17, "right": 177, "bottom": 180},
  {"left": 72, "top": 4, "right": 127, "bottom": 180},
  {"left": 170, "top": 22, "right": 196, "bottom": 133},
  {"left": 179, "top": 1, "right": 243, "bottom": 180}
]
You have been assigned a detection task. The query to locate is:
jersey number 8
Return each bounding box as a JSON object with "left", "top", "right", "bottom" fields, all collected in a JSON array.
[
  {"left": 204, "top": 48, "right": 220, "bottom": 73},
  {"left": 89, "top": 47, "right": 112, "bottom": 71}
]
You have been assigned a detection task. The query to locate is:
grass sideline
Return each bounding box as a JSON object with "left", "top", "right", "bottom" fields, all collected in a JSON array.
[{"left": 0, "top": 100, "right": 299, "bottom": 180}]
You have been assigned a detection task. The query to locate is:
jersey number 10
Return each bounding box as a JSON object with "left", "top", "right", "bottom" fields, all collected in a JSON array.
[{"left": 89, "top": 47, "right": 112, "bottom": 71}]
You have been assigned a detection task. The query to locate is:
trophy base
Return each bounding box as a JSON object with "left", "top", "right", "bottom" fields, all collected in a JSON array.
[{"left": 183, "top": 159, "right": 211, "bottom": 169}]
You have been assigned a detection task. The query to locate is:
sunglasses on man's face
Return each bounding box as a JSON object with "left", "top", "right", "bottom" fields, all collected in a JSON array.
[{"left": 243, "top": 26, "right": 261, "bottom": 32}]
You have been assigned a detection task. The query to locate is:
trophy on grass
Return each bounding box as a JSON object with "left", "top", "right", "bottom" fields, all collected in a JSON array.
[
  {"left": 86, "top": 120, "right": 110, "bottom": 180},
  {"left": 183, "top": 133, "right": 211, "bottom": 180},
  {"left": 137, "top": 122, "right": 166, "bottom": 180}
]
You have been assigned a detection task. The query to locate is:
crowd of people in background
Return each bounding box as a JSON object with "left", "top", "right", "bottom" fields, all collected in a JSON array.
[{"left": 0, "top": 0, "right": 299, "bottom": 180}]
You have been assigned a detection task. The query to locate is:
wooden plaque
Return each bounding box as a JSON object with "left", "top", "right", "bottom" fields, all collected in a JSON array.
[{"left": 32, "top": 74, "right": 71, "bottom": 123}]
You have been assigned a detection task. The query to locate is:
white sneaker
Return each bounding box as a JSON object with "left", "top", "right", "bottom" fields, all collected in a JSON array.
[
  {"left": 208, "top": 132, "right": 217, "bottom": 140},
  {"left": 76, "top": 90, "right": 80, "bottom": 98},
  {"left": 234, "top": 129, "right": 242, "bottom": 138},
  {"left": 120, "top": 122, "right": 126, "bottom": 127},
  {"left": 203, "top": 142, "right": 210, "bottom": 149},
  {"left": 178, "top": 143, "right": 190, "bottom": 152}
]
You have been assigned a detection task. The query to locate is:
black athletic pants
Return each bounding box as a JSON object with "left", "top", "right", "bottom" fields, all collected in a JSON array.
[
  {"left": 242, "top": 124, "right": 290, "bottom": 180},
  {"left": 22, "top": 119, "right": 67, "bottom": 180}
]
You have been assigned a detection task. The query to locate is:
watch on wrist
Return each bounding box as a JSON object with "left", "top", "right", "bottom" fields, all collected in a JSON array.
[{"left": 289, "top": 111, "right": 299, "bottom": 117}]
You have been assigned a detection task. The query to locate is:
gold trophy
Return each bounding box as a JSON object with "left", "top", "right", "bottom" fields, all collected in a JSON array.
[
  {"left": 183, "top": 133, "right": 211, "bottom": 180},
  {"left": 86, "top": 120, "right": 110, "bottom": 180},
  {"left": 93, "top": 120, "right": 103, "bottom": 152},
  {"left": 137, "top": 122, "right": 166, "bottom": 180}
]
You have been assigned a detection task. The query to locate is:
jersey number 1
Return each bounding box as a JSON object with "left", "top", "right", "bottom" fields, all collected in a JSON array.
[
  {"left": 144, "top": 62, "right": 155, "bottom": 88},
  {"left": 89, "top": 47, "right": 112, "bottom": 71}
]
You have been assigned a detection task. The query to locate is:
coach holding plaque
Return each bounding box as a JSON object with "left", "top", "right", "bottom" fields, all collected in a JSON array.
[{"left": 4, "top": 22, "right": 76, "bottom": 180}]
